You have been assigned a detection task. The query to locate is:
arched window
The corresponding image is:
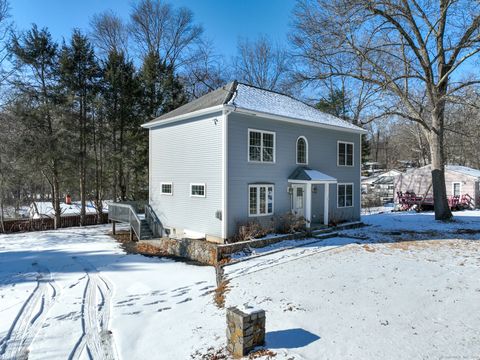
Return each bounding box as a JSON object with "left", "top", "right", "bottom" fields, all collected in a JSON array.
[{"left": 296, "top": 136, "right": 308, "bottom": 164}]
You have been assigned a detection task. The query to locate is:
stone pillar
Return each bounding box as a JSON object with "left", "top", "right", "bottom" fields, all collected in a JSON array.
[{"left": 226, "top": 306, "right": 265, "bottom": 358}]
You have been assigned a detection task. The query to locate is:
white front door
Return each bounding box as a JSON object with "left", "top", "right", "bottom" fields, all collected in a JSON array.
[{"left": 292, "top": 184, "right": 306, "bottom": 217}]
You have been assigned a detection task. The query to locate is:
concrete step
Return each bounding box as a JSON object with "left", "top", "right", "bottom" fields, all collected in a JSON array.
[{"left": 313, "top": 231, "right": 338, "bottom": 239}]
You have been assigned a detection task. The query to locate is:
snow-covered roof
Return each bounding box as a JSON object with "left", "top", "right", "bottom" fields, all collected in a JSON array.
[
  {"left": 288, "top": 166, "right": 337, "bottom": 183},
  {"left": 446, "top": 165, "right": 480, "bottom": 178},
  {"left": 362, "top": 170, "right": 402, "bottom": 184},
  {"left": 229, "top": 83, "right": 364, "bottom": 133},
  {"left": 143, "top": 81, "right": 365, "bottom": 133}
]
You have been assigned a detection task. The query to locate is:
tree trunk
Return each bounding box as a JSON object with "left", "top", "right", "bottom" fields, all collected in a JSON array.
[
  {"left": 0, "top": 188, "right": 4, "bottom": 234},
  {"left": 429, "top": 115, "right": 452, "bottom": 220},
  {"left": 52, "top": 167, "right": 62, "bottom": 229}
]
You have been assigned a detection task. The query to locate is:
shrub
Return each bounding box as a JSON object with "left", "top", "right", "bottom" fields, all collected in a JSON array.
[
  {"left": 231, "top": 220, "right": 271, "bottom": 243},
  {"left": 275, "top": 212, "right": 307, "bottom": 234}
]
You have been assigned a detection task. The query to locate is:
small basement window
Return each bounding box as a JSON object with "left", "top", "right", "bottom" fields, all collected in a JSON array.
[
  {"left": 249, "top": 184, "right": 274, "bottom": 216},
  {"left": 338, "top": 141, "right": 354, "bottom": 166},
  {"left": 161, "top": 182, "right": 173, "bottom": 195},
  {"left": 190, "top": 183, "right": 206, "bottom": 197},
  {"left": 338, "top": 183, "right": 353, "bottom": 208}
]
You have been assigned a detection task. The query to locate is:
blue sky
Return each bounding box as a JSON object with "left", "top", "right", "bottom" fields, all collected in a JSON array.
[{"left": 9, "top": 0, "right": 296, "bottom": 58}]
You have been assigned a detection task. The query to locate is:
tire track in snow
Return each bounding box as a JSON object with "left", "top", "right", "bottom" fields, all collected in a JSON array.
[
  {"left": 69, "top": 257, "right": 117, "bottom": 360},
  {"left": 0, "top": 265, "right": 58, "bottom": 360}
]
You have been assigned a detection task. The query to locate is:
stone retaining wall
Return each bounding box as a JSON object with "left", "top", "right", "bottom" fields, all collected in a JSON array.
[
  {"left": 140, "top": 221, "right": 364, "bottom": 265},
  {"left": 139, "top": 237, "right": 218, "bottom": 265}
]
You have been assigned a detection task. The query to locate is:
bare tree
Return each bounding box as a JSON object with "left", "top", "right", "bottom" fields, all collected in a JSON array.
[
  {"left": 292, "top": 0, "right": 480, "bottom": 220},
  {"left": 130, "top": 0, "right": 203, "bottom": 68},
  {"left": 234, "top": 35, "right": 292, "bottom": 93},
  {"left": 90, "top": 10, "right": 128, "bottom": 56},
  {"left": 183, "top": 39, "right": 230, "bottom": 98}
]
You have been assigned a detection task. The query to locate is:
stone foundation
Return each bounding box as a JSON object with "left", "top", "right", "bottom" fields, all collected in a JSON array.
[{"left": 226, "top": 306, "right": 265, "bottom": 357}]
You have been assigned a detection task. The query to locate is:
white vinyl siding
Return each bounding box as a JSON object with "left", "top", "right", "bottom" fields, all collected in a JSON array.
[
  {"left": 248, "top": 129, "right": 275, "bottom": 163},
  {"left": 338, "top": 183, "right": 354, "bottom": 208},
  {"left": 190, "top": 183, "right": 206, "bottom": 197},
  {"left": 248, "top": 184, "right": 274, "bottom": 216},
  {"left": 160, "top": 182, "right": 173, "bottom": 195},
  {"left": 338, "top": 141, "right": 354, "bottom": 166}
]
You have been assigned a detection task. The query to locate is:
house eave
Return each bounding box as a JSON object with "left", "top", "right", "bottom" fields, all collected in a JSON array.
[
  {"left": 141, "top": 105, "right": 225, "bottom": 129},
  {"left": 226, "top": 105, "right": 367, "bottom": 134}
]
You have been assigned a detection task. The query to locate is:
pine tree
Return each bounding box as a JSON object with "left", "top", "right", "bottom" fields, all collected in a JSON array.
[
  {"left": 139, "top": 51, "right": 187, "bottom": 120},
  {"left": 58, "top": 29, "right": 100, "bottom": 225},
  {"left": 102, "top": 49, "right": 141, "bottom": 200},
  {"left": 10, "top": 25, "right": 65, "bottom": 228}
]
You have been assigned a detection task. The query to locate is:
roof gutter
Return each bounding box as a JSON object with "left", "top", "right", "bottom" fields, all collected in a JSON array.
[
  {"left": 141, "top": 104, "right": 225, "bottom": 129},
  {"left": 226, "top": 105, "right": 368, "bottom": 135}
]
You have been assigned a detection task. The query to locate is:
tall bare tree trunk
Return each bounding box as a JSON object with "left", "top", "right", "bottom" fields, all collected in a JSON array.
[{"left": 429, "top": 108, "right": 452, "bottom": 220}]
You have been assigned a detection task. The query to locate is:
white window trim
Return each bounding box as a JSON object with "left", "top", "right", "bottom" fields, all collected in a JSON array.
[
  {"left": 337, "top": 141, "right": 354, "bottom": 167},
  {"left": 296, "top": 136, "right": 308, "bottom": 165},
  {"left": 337, "top": 183, "right": 354, "bottom": 208},
  {"left": 452, "top": 182, "right": 462, "bottom": 196},
  {"left": 248, "top": 128, "right": 276, "bottom": 163},
  {"left": 190, "top": 183, "right": 206, "bottom": 198},
  {"left": 160, "top": 182, "right": 173, "bottom": 195},
  {"left": 248, "top": 184, "right": 275, "bottom": 217}
]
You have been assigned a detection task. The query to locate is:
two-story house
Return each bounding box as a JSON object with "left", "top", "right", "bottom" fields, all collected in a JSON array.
[{"left": 141, "top": 81, "right": 366, "bottom": 243}]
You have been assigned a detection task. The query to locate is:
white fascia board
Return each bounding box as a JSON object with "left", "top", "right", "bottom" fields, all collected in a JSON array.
[
  {"left": 226, "top": 105, "right": 367, "bottom": 134},
  {"left": 141, "top": 105, "right": 225, "bottom": 129},
  {"left": 288, "top": 179, "right": 337, "bottom": 184}
]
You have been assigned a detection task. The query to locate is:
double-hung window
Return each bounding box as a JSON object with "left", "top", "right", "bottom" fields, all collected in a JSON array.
[
  {"left": 338, "top": 141, "right": 354, "bottom": 166},
  {"left": 249, "top": 129, "right": 275, "bottom": 163},
  {"left": 249, "top": 184, "right": 274, "bottom": 216},
  {"left": 190, "top": 183, "right": 206, "bottom": 197},
  {"left": 161, "top": 182, "right": 173, "bottom": 195},
  {"left": 338, "top": 183, "right": 353, "bottom": 208}
]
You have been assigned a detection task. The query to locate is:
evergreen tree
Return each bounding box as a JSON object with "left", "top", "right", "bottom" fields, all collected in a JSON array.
[
  {"left": 58, "top": 29, "right": 100, "bottom": 225},
  {"left": 102, "top": 49, "right": 141, "bottom": 200},
  {"left": 316, "top": 87, "right": 370, "bottom": 163},
  {"left": 139, "top": 51, "right": 187, "bottom": 120},
  {"left": 10, "top": 25, "right": 65, "bottom": 228}
]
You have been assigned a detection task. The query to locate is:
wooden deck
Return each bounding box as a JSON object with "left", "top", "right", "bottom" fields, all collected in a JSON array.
[{"left": 396, "top": 191, "right": 475, "bottom": 211}]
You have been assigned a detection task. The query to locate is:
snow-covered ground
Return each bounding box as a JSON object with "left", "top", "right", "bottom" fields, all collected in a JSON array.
[
  {"left": 0, "top": 225, "right": 222, "bottom": 360},
  {"left": 3, "top": 201, "right": 110, "bottom": 220},
  {"left": 1, "top": 210, "right": 480, "bottom": 359}
]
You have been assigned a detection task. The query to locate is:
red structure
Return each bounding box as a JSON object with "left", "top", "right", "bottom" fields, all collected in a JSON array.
[
  {"left": 65, "top": 194, "right": 72, "bottom": 205},
  {"left": 396, "top": 191, "right": 474, "bottom": 211}
]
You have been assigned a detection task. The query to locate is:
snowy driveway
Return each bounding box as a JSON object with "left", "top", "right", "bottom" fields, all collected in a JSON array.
[{"left": 0, "top": 226, "right": 222, "bottom": 360}]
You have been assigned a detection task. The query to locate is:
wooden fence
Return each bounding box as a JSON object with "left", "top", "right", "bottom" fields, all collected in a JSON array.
[{"left": 0, "top": 213, "right": 109, "bottom": 234}]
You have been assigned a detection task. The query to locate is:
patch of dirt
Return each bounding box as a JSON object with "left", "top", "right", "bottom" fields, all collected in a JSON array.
[
  {"left": 249, "top": 349, "right": 277, "bottom": 359},
  {"left": 190, "top": 347, "right": 229, "bottom": 359},
  {"left": 362, "top": 244, "right": 376, "bottom": 253},
  {"left": 214, "top": 279, "right": 230, "bottom": 309},
  {"left": 386, "top": 239, "right": 479, "bottom": 252},
  {"left": 190, "top": 347, "right": 277, "bottom": 360}
]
